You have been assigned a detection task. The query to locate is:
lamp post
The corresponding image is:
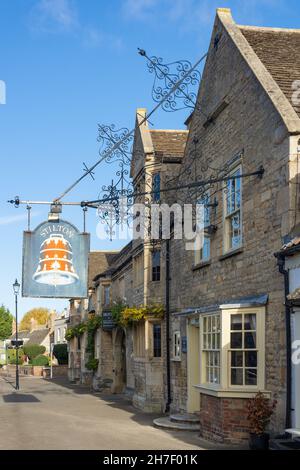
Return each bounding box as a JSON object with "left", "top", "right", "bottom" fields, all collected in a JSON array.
[{"left": 13, "top": 279, "right": 20, "bottom": 390}]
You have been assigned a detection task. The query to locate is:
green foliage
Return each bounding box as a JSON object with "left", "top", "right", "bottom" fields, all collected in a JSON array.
[
  {"left": 85, "top": 357, "right": 99, "bottom": 371},
  {"left": 116, "top": 304, "right": 165, "bottom": 327},
  {"left": 65, "top": 322, "right": 87, "bottom": 340},
  {"left": 19, "top": 308, "right": 50, "bottom": 331},
  {"left": 23, "top": 344, "right": 46, "bottom": 360},
  {"left": 111, "top": 301, "right": 127, "bottom": 325},
  {"left": 7, "top": 348, "right": 24, "bottom": 365},
  {"left": 0, "top": 305, "right": 13, "bottom": 340},
  {"left": 85, "top": 315, "right": 102, "bottom": 355},
  {"left": 31, "top": 354, "right": 49, "bottom": 366},
  {"left": 53, "top": 343, "right": 68, "bottom": 365},
  {"left": 65, "top": 316, "right": 102, "bottom": 374}
]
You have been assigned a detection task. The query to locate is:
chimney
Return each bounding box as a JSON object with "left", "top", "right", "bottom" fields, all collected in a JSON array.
[{"left": 30, "top": 318, "right": 38, "bottom": 332}]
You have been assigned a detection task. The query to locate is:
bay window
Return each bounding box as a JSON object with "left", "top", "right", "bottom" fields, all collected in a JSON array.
[{"left": 199, "top": 306, "right": 265, "bottom": 395}]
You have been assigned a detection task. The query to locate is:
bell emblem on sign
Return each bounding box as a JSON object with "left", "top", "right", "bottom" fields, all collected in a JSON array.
[{"left": 33, "top": 234, "right": 79, "bottom": 286}]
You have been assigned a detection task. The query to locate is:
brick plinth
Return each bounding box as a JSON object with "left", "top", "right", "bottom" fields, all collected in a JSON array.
[{"left": 199, "top": 394, "right": 250, "bottom": 444}]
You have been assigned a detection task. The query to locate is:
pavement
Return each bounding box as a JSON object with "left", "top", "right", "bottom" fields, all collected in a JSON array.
[{"left": 0, "top": 374, "right": 209, "bottom": 450}]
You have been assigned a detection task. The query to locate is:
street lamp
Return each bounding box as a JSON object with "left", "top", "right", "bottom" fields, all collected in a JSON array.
[{"left": 13, "top": 279, "right": 20, "bottom": 390}]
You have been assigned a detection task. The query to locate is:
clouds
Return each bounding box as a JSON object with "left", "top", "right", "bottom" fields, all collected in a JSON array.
[
  {"left": 123, "top": 0, "right": 159, "bottom": 20},
  {"left": 0, "top": 212, "right": 40, "bottom": 226},
  {"left": 29, "top": 0, "right": 78, "bottom": 34},
  {"left": 122, "top": 0, "right": 287, "bottom": 30},
  {"left": 28, "top": 0, "right": 123, "bottom": 50}
]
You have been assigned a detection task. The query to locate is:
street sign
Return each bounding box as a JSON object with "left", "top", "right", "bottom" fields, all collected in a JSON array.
[{"left": 11, "top": 340, "right": 23, "bottom": 347}]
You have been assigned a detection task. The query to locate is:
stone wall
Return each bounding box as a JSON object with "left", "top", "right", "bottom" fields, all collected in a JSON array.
[{"left": 159, "top": 10, "right": 296, "bottom": 438}]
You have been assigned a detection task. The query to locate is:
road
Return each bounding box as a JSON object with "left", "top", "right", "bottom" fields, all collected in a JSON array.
[{"left": 0, "top": 375, "right": 204, "bottom": 450}]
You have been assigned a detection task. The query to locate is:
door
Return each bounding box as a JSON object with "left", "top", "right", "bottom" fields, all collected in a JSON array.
[
  {"left": 187, "top": 318, "right": 200, "bottom": 413},
  {"left": 112, "top": 328, "right": 126, "bottom": 393}
]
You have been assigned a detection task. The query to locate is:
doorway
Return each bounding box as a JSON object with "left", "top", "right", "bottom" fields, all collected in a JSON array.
[
  {"left": 187, "top": 318, "right": 200, "bottom": 413},
  {"left": 112, "top": 328, "right": 127, "bottom": 393}
]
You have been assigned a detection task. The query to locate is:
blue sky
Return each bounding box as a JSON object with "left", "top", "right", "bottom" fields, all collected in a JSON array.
[{"left": 0, "top": 0, "right": 298, "bottom": 318}]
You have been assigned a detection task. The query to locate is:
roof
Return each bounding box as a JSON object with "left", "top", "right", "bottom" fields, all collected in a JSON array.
[
  {"left": 10, "top": 330, "right": 30, "bottom": 340},
  {"left": 288, "top": 287, "right": 300, "bottom": 301},
  {"left": 93, "top": 242, "right": 133, "bottom": 281},
  {"left": 25, "top": 328, "right": 49, "bottom": 345},
  {"left": 279, "top": 236, "right": 300, "bottom": 255},
  {"left": 149, "top": 130, "right": 188, "bottom": 156},
  {"left": 88, "top": 251, "right": 119, "bottom": 287},
  {"left": 240, "top": 26, "right": 300, "bottom": 117},
  {"left": 9, "top": 328, "right": 49, "bottom": 344}
]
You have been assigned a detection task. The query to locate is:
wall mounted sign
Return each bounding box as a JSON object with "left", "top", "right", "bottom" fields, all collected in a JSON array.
[
  {"left": 102, "top": 311, "right": 116, "bottom": 331},
  {"left": 22, "top": 220, "right": 90, "bottom": 299},
  {"left": 181, "top": 336, "right": 187, "bottom": 353}
]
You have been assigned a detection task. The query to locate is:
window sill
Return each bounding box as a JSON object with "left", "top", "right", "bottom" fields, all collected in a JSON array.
[
  {"left": 219, "top": 246, "right": 243, "bottom": 261},
  {"left": 171, "top": 357, "right": 181, "bottom": 362},
  {"left": 194, "top": 384, "right": 271, "bottom": 399},
  {"left": 192, "top": 260, "right": 211, "bottom": 271}
]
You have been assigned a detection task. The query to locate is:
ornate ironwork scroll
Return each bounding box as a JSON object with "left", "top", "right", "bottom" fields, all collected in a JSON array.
[
  {"left": 97, "top": 123, "right": 133, "bottom": 166},
  {"left": 138, "top": 49, "right": 201, "bottom": 112}
]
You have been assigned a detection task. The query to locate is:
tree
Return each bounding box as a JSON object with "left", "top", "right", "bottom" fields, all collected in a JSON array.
[
  {"left": 53, "top": 343, "right": 68, "bottom": 365},
  {"left": 23, "top": 344, "right": 46, "bottom": 360},
  {"left": 19, "top": 308, "right": 50, "bottom": 331},
  {"left": 0, "top": 305, "right": 13, "bottom": 340}
]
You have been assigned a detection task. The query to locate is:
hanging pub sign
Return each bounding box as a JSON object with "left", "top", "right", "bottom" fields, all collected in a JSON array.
[{"left": 22, "top": 220, "right": 90, "bottom": 299}]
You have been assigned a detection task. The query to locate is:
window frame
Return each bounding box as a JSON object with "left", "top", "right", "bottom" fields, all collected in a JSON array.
[
  {"left": 200, "top": 313, "right": 221, "bottom": 386},
  {"left": 173, "top": 330, "right": 181, "bottom": 361},
  {"left": 223, "top": 165, "right": 242, "bottom": 254},
  {"left": 152, "top": 172, "right": 161, "bottom": 203},
  {"left": 199, "top": 306, "right": 266, "bottom": 395},
  {"left": 152, "top": 249, "right": 161, "bottom": 282},
  {"left": 152, "top": 323, "right": 162, "bottom": 358},
  {"left": 103, "top": 285, "right": 111, "bottom": 307},
  {"left": 194, "top": 191, "right": 211, "bottom": 264}
]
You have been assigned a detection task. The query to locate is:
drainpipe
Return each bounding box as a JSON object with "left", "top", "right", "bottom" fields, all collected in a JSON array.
[
  {"left": 165, "top": 239, "right": 172, "bottom": 412},
  {"left": 276, "top": 253, "right": 292, "bottom": 429}
]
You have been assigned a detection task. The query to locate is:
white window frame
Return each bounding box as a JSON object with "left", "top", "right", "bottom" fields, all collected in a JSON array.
[
  {"left": 200, "top": 313, "right": 221, "bottom": 386},
  {"left": 199, "top": 306, "right": 266, "bottom": 397},
  {"left": 103, "top": 285, "right": 110, "bottom": 307},
  {"left": 194, "top": 192, "right": 211, "bottom": 264},
  {"left": 173, "top": 330, "right": 181, "bottom": 360},
  {"left": 223, "top": 165, "right": 242, "bottom": 253}
]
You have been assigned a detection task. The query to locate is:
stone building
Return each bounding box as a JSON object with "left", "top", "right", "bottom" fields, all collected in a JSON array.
[
  {"left": 67, "top": 250, "right": 117, "bottom": 383},
  {"left": 156, "top": 8, "right": 300, "bottom": 443},
  {"left": 65, "top": 7, "right": 300, "bottom": 444}
]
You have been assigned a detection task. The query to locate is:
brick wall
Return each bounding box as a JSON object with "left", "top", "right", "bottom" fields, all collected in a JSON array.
[{"left": 199, "top": 394, "right": 250, "bottom": 444}]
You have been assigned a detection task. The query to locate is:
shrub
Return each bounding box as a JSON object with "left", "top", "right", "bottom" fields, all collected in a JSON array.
[
  {"left": 247, "top": 392, "right": 277, "bottom": 435},
  {"left": 23, "top": 344, "right": 46, "bottom": 360},
  {"left": 31, "top": 354, "right": 49, "bottom": 366},
  {"left": 85, "top": 358, "right": 99, "bottom": 371},
  {"left": 53, "top": 344, "right": 68, "bottom": 365},
  {"left": 7, "top": 348, "right": 24, "bottom": 365}
]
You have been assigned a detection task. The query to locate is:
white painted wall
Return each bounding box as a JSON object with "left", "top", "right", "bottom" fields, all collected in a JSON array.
[{"left": 286, "top": 255, "right": 300, "bottom": 429}]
